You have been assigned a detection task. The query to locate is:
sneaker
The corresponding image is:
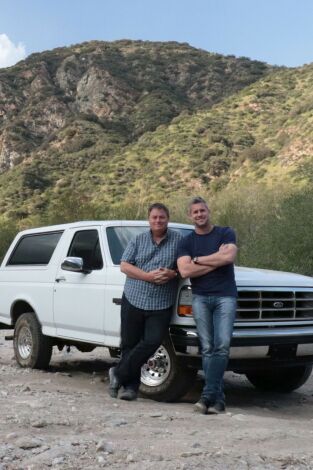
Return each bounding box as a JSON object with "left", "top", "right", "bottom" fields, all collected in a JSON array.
[
  {"left": 119, "top": 387, "right": 137, "bottom": 401},
  {"left": 193, "top": 399, "right": 209, "bottom": 414},
  {"left": 108, "top": 367, "right": 120, "bottom": 398},
  {"left": 207, "top": 401, "right": 225, "bottom": 414}
]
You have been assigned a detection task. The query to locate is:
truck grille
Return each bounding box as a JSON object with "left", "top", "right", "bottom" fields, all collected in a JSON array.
[{"left": 237, "top": 291, "right": 313, "bottom": 321}]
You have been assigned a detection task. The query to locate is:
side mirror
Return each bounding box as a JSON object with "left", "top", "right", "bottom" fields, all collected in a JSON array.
[{"left": 61, "top": 257, "right": 91, "bottom": 274}]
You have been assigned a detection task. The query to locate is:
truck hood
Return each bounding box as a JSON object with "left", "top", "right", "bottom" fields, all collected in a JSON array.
[{"left": 234, "top": 266, "right": 313, "bottom": 288}]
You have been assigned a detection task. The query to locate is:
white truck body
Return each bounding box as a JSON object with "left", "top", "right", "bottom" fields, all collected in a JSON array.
[{"left": 1, "top": 220, "right": 313, "bottom": 400}]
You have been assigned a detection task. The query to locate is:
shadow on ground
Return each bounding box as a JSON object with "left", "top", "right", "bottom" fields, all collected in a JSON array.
[{"left": 47, "top": 348, "right": 313, "bottom": 420}]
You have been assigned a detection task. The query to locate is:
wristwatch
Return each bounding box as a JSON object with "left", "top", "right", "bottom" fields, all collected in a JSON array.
[{"left": 193, "top": 256, "right": 199, "bottom": 264}]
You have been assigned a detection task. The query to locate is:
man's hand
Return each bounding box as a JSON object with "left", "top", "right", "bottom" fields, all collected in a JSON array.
[
  {"left": 121, "top": 262, "right": 177, "bottom": 284},
  {"left": 147, "top": 268, "right": 177, "bottom": 284}
]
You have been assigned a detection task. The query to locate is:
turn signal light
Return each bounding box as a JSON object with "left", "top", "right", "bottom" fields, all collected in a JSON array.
[{"left": 178, "top": 305, "right": 193, "bottom": 316}]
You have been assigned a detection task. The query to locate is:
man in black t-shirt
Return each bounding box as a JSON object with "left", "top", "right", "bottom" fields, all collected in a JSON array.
[{"left": 177, "top": 196, "right": 237, "bottom": 414}]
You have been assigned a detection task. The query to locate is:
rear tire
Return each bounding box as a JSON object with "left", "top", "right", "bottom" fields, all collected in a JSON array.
[
  {"left": 140, "top": 337, "right": 198, "bottom": 402},
  {"left": 13, "top": 313, "right": 53, "bottom": 369},
  {"left": 246, "top": 365, "right": 313, "bottom": 393}
]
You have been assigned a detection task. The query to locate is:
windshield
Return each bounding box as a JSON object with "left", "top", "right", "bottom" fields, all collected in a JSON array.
[{"left": 106, "top": 226, "right": 192, "bottom": 265}]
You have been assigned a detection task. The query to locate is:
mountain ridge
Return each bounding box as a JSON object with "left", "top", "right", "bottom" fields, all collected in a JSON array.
[{"left": 0, "top": 39, "right": 276, "bottom": 220}]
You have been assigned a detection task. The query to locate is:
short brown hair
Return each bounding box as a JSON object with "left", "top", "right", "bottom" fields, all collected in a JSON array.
[
  {"left": 148, "top": 202, "right": 170, "bottom": 218},
  {"left": 188, "top": 196, "right": 209, "bottom": 213}
]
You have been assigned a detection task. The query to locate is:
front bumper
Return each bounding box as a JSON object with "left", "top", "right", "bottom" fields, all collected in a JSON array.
[{"left": 170, "top": 325, "right": 313, "bottom": 370}]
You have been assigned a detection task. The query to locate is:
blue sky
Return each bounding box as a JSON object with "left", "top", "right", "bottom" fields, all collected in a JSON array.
[{"left": 1, "top": 0, "right": 313, "bottom": 68}]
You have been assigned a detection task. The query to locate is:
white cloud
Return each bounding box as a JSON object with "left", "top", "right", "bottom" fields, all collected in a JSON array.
[{"left": 0, "top": 33, "right": 26, "bottom": 68}]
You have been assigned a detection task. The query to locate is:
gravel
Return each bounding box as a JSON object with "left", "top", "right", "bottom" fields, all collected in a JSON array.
[{"left": 1, "top": 330, "right": 313, "bottom": 469}]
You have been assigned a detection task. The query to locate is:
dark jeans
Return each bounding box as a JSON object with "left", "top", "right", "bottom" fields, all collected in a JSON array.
[{"left": 115, "top": 295, "right": 172, "bottom": 391}]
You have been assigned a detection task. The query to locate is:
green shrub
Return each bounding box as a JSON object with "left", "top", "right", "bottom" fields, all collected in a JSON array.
[{"left": 241, "top": 145, "right": 275, "bottom": 162}]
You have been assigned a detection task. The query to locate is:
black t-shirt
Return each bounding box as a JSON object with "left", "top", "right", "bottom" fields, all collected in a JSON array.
[{"left": 177, "top": 226, "right": 237, "bottom": 297}]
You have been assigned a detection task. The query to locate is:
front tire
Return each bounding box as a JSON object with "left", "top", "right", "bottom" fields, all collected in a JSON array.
[
  {"left": 246, "top": 365, "right": 313, "bottom": 393},
  {"left": 13, "top": 313, "right": 53, "bottom": 369},
  {"left": 140, "top": 337, "right": 198, "bottom": 402}
]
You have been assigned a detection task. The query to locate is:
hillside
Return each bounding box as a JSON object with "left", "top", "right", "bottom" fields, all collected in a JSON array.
[
  {"left": 0, "top": 40, "right": 273, "bottom": 220},
  {"left": 1, "top": 40, "right": 313, "bottom": 275},
  {"left": 102, "top": 63, "right": 313, "bottom": 203}
]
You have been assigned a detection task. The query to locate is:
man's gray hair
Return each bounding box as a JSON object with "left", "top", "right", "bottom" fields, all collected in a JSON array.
[{"left": 188, "top": 196, "right": 209, "bottom": 213}]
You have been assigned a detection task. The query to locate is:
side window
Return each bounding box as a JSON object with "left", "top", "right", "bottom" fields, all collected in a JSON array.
[
  {"left": 106, "top": 226, "right": 147, "bottom": 265},
  {"left": 7, "top": 232, "right": 63, "bottom": 266},
  {"left": 67, "top": 230, "right": 103, "bottom": 270}
]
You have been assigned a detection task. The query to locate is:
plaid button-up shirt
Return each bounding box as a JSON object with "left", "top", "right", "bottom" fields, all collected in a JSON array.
[{"left": 121, "top": 228, "right": 183, "bottom": 310}]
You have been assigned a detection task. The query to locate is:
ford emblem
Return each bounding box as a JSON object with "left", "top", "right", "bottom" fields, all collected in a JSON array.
[{"left": 273, "top": 301, "right": 284, "bottom": 308}]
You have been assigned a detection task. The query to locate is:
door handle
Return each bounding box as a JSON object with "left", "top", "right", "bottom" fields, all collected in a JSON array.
[{"left": 55, "top": 276, "right": 66, "bottom": 283}]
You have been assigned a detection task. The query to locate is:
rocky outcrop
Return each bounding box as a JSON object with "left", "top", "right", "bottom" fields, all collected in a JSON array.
[{"left": 0, "top": 40, "right": 272, "bottom": 174}]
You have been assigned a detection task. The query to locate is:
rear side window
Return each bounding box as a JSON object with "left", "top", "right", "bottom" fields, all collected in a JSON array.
[
  {"left": 7, "top": 232, "right": 63, "bottom": 266},
  {"left": 67, "top": 230, "right": 103, "bottom": 270}
]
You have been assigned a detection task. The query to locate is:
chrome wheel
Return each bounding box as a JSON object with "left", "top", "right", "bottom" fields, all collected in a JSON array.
[
  {"left": 17, "top": 326, "right": 33, "bottom": 359},
  {"left": 141, "top": 345, "right": 171, "bottom": 387}
]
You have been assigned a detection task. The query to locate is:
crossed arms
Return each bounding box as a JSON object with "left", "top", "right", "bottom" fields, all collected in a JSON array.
[
  {"left": 177, "top": 243, "right": 237, "bottom": 279},
  {"left": 120, "top": 243, "right": 237, "bottom": 283}
]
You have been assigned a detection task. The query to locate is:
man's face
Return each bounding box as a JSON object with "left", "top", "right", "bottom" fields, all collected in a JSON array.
[
  {"left": 189, "top": 202, "right": 210, "bottom": 228},
  {"left": 148, "top": 208, "right": 169, "bottom": 234}
]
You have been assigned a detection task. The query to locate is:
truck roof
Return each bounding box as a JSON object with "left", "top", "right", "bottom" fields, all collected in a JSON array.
[{"left": 16, "top": 220, "right": 194, "bottom": 236}]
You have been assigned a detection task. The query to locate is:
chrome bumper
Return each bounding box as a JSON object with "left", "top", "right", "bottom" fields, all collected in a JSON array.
[{"left": 170, "top": 325, "right": 313, "bottom": 360}]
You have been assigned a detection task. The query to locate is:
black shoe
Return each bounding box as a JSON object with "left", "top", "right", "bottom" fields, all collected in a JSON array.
[
  {"left": 193, "top": 399, "right": 209, "bottom": 414},
  {"left": 108, "top": 367, "right": 120, "bottom": 398},
  {"left": 119, "top": 387, "right": 137, "bottom": 401},
  {"left": 207, "top": 401, "right": 225, "bottom": 414}
]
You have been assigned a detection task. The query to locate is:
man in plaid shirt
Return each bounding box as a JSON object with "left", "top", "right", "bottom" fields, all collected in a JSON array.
[{"left": 108, "top": 203, "right": 182, "bottom": 401}]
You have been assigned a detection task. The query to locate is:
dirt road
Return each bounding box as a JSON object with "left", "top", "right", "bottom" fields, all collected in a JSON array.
[{"left": 1, "top": 330, "right": 313, "bottom": 469}]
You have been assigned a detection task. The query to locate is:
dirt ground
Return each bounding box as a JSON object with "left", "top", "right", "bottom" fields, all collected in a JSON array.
[{"left": 1, "top": 331, "right": 313, "bottom": 469}]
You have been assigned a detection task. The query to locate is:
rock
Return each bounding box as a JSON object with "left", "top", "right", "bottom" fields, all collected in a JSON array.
[
  {"left": 71, "top": 440, "right": 80, "bottom": 446},
  {"left": 16, "top": 437, "right": 42, "bottom": 449},
  {"left": 31, "top": 419, "right": 48, "bottom": 428},
  {"left": 111, "top": 419, "right": 128, "bottom": 427},
  {"left": 191, "top": 442, "right": 201, "bottom": 448},
  {"left": 96, "top": 440, "right": 114, "bottom": 454},
  {"left": 52, "top": 456, "right": 65, "bottom": 465},
  {"left": 181, "top": 451, "right": 203, "bottom": 457},
  {"left": 180, "top": 464, "right": 190, "bottom": 470},
  {"left": 232, "top": 414, "right": 247, "bottom": 421},
  {"left": 126, "top": 453, "right": 134, "bottom": 462},
  {"left": 6, "top": 432, "right": 18, "bottom": 440},
  {"left": 52, "top": 418, "right": 71, "bottom": 426},
  {"left": 160, "top": 415, "right": 172, "bottom": 421}
]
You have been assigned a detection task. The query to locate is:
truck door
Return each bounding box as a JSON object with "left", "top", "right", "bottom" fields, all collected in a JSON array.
[{"left": 53, "top": 228, "right": 105, "bottom": 343}]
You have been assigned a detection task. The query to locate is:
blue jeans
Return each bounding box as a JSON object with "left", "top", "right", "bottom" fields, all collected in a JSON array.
[{"left": 192, "top": 294, "right": 237, "bottom": 404}]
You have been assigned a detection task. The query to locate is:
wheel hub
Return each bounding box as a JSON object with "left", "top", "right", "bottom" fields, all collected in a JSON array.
[
  {"left": 141, "top": 345, "right": 171, "bottom": 387},
  {"left": 17, "top": 326, "right": 33, "bottom": 359}
]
